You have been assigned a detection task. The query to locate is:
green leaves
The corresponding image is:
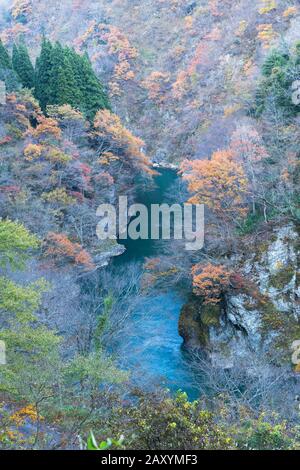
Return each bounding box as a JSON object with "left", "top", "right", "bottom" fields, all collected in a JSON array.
[
  {"left": 12, "top": 43, "right": 35, "bottom": 89},
  {"left": 0, "top": 219, "right": 40, "bottom": 270},
  {"left": 255, "top": 44, "right": 300, "bottom": 117},
  {"left": 86, "top": 431, "right": 125, "bottom": 451},
  {"left": 33, "top": 38, "right": 109, "bottom": 120},
  {"left": 0, "top": 277, "right": 48, "bottom": 323}
]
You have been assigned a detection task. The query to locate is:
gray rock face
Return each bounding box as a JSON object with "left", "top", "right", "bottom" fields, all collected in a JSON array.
[{"left": 180, "top": 224, "right": 299, "bottom": 368}]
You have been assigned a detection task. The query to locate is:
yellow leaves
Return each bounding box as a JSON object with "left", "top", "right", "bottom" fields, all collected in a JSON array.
[
  {"left": 9, "top": 405, "right": 39, "bottom": 426},
  {"left": 46, "top": 104, "right": 85, "bottom": 123},
  {"left": 42, "top": 188, "right": 76, "bottom": 206},
  {"left": 257, "top": 24, "right": 277, "bottom": 48},
  {"left": 235, "top": 20, "right": 247, "bottom": 37},
  {"left": 282, "top": 6, "right": 298, "bottom": 18},
  {"left": 45, "top": 147, "right": 71, "bottom": 165},
  {"left": 24, "top": 142, "right": 71, "bottom": 166},
  {"left": 223, "top": 103, "right": 242, "bottom": 117},
  {"left": 258, "top": 0, "right": 277, "bottom": 15},
  {"left": 184, "top": 16, "right": 194, "bottom": 30},
  {"left": 24, "top": 143, "right": 43, "bottom": 161}
]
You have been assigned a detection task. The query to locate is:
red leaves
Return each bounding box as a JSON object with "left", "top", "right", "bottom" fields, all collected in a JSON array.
[
  {"left": 45, "top": 232, "right": 94, "bottom": 271},
  {"left": 0, "top": 136, "right": 12, "bottom": 145}
]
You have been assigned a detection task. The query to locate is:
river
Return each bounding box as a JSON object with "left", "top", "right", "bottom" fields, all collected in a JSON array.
[{"left": 113, "top": 168, "right": 200, "bottom": 399}]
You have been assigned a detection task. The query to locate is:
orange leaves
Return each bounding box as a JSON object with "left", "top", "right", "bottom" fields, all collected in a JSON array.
[
  {"left": 114, "top": 60, "right": 135, "bottom": 81},
  {"left": 257, "top": 24, "right": 277, "bottom": 49},
  {"left": 30, "top": 116, "right": 61, "bottom": 139},
  {"left": 172, "top": 70, "right": 189, "bottom": 100},
  {"left": 93, "top": 109, "right": 154, "bottom": 175},
  {"left": 98, "top": 151, "right": 119, "bottom": 166},
  {"left": 192, "top": 263, "right": 231, "bottom": 304},
  {"left": 282, "top": 6, "right": 298, "bottom": 18},
  {"left": 75, "top": 22, "right": 137, "bottom": 96},
  {"left": 172, "top": 40, "right": 211, "bottom": 100},
  {"left": 45, "top": 232, "right": 94, "bottom": 271},
  {"left": 0, "top": 24, "right": 29, "bottom": 44},
  {"left": 99, "top": 24, "right": 138, "bottom": 59},
  {"left": 187, "top": 42, "right": 210, "bottom": 76},
  {"left": 181, "top": 149, "right": 248, "bottom": 221},
  {"left": 142, "top": 71, "right": 171, "bottom": 104},
  {"left": 97, "top": 24, "right": 138, "bottom": 96}
]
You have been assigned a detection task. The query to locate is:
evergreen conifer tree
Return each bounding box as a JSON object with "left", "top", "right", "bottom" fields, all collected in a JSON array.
[
  {"left": 0, "top": 39, "right": 11, "bottom": 69},
  {"left": 0, "top": 39, "right": 20, "bottom": 92},
  {"left": 78, "top": 53, "right": 110, "bottom": 120},
  {"left": 34, "top": 38, "right": 54, "bottom": 111},
  {"left": 12, "top": 42, "right": 35, "bottom": 89}
]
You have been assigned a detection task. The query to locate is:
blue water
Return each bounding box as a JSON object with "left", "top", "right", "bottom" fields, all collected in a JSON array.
[
  {"left": 116, "top": 292, "right": 199, "bottom": 398},
  {"left": 113, "top": 169, "right": 200, "bottom": 399}
]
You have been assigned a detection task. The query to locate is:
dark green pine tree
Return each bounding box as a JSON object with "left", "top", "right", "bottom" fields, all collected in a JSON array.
[
  {"left": 80, "top": 53, "right": 110, "bottom": 120},
  {"left": 49, "top": 42, "right": 80, "bottom": 108},
  {"left": 34, "top": 39, "right": 109, "bottom": 119},
  {"left": 69, "top": 50, "right": 110, "bottom": 121},
  {"left": 12, "top": 43, "right": 35, "bottom": 89},
  {"left": 34, "top": 38, "right": 54, "bottom": 111},
  {"left": 0, "top": 39, "right": 20, "bottom": 92},
  {"left": 0, "top": 39, "right": 12, "bottom": 69}
]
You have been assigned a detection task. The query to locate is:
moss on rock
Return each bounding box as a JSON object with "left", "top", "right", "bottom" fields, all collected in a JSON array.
[
  {"left": 269, "top": 265, "right": 295, "bottom": 290},
  {"left": 201, "top": 303, "right": 222, "bottom": 327}
]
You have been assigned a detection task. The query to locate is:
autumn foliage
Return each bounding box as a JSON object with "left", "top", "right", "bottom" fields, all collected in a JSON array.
[
  {"left": 191, "top": 263, "right": 232, "bottom": 304},
  {"left": 93, "top": 109, "right": 154, "bottom": 175},
  {"left": 181, "top": 150, "right": 248, "bottom": 222},
  {"left": 45, "top": 232, "right": 94, "bottom": 271}
]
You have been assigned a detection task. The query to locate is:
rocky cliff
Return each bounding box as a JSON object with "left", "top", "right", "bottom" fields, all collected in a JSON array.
[{"left": 179, "top": 223, "right": 300, "bottom": 367}]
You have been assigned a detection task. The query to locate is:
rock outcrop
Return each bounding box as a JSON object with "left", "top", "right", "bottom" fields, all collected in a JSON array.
[{"left": 179, "top": 224, "right": 300, "bottom": 368}]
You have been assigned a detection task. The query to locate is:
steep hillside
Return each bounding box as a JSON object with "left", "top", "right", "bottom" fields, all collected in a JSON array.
[{"left": 1, "top": 0, "right": 299, "bottom": 162}]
